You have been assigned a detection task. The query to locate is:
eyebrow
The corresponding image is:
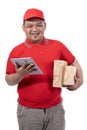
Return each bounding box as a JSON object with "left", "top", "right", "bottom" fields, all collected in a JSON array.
[{"left": 27, "top": 21, "right": 43, "bottom": 24}]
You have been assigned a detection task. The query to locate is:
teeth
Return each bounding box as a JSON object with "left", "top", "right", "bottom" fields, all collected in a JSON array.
[
  {"left": 32, "top": 33, "right": 39, "bottom": 36},
  {"left": 33, "top": 33, "right": 38, "bottom": 35},
  {"left": 32, "top": 32, "right": 39, "bottom": 34}
]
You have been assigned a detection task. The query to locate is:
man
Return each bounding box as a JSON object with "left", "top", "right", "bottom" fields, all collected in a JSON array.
[{"left": 5, "top": 8, "right": 83, "bottom": 130}]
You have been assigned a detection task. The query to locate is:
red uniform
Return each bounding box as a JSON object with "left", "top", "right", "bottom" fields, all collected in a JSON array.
[{"left": 6, "top": 37, "right": 75, "bottom": 108}]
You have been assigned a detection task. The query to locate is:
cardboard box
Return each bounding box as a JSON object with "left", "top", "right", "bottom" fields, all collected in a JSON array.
[
  {"left": 53, "top": 60, "right": 67, "bottom": 88},
  {"left": 53, "top": 60, "right": 77, "bottom": 88},
  {"left": 63, "top": 66, "right": 77, "bottom": 85}
]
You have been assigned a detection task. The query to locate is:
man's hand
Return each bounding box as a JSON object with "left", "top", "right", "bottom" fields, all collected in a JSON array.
[
  {"left": 66, "top": 77, "right": 83, "bottom": 91},
  {"left": 15, "top": 62, "right": 35, "bottom": 77},
  {"left": 5, "top": 62, "right": 36, "bottom": 86}
]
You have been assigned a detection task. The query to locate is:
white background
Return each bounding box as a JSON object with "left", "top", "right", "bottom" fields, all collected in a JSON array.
[{"left": 0, "top": 0, "right": 87, "bottom": 130}]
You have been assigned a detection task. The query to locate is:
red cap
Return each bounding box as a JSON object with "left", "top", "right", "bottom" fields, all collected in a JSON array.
[{"left": 23, "top": 8, "right": 45, "bottom": 20}]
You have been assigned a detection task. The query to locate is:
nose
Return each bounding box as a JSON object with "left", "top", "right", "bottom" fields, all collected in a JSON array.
[
  {"left": 32, "top": 25, "right": 38, "bottom": 30},
  {"left": 32, "top": 28, "right": 37, "bottom": 31}
]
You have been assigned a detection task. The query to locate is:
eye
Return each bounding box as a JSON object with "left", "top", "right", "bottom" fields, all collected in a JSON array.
[
  {"left": 36, "top": 24, "right": 43, "bottom": 27},
  {"left": 27, "top": 25, "right": 33, "bottom": 28}
]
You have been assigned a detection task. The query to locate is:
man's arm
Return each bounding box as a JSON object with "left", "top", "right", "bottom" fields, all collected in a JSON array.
[
  {"left": 5, "top": 62, "right": 35, "bottom": 86},
  {"left": 66, "top": 59, "right": 83, "bottom": 91}
]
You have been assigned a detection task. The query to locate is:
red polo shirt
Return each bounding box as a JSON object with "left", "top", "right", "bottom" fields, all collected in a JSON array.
[{"left": 6, "top": 37, "right": 75, "bottom": 108}]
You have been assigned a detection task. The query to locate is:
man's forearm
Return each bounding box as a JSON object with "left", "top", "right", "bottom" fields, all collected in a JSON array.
[{"left": 5, "top": 73, "right": 24, "bottom": 86}]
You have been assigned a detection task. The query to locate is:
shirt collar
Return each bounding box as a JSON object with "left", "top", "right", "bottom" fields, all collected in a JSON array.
[{"left": 24, "top": 37, "right": 48, "bottom": 48}]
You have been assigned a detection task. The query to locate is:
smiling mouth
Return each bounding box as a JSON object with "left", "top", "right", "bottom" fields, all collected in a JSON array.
[{"left": 31, "top": 32, "right": 40, "bottom": 37}]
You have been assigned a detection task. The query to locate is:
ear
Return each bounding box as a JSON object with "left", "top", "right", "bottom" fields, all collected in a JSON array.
[
  {"left": 44, "top": 22, "right": 46, "bottom": 30},
  {"left": 22, "top": 24, "right": 25, "bottom": 32}
]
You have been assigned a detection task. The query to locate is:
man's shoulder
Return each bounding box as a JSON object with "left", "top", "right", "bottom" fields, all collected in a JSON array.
[
  {"left": 9, "top": 42, "right": 25, "bottom": 56},
  {"left": 47, "top": 38, "right": 63, "bottom": 45},
  {"left": 12, "top": 42, "right": 24, "bottom": 51}
]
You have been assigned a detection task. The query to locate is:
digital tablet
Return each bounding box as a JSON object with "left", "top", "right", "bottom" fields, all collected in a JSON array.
[{"left": 11, "top": 57, "right": 43, "bottom": 75}]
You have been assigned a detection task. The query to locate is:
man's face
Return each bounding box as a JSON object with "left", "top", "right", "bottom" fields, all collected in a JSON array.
[{"left": 22, "top": 18, "right": 46, "bottom": 43}]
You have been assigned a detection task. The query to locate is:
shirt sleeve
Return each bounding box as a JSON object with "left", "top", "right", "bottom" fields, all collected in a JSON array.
[
  {"left": 6, "top": 47, "right": 18, "bottom": 74},
  {"left": 60, "top": 42, "right": 75, "bottom": 65}
]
